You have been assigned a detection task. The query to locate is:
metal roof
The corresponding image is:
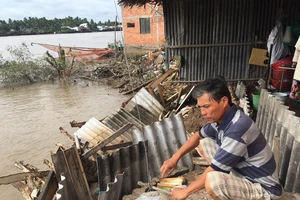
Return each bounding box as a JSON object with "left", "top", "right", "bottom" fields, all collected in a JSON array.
[
  {"left": 98, "top": 173, "right": 124, "bottom": 200},
  {"left": 97, "top": 141, "right": 149, "bottom": 197},
  {"left": 101, "top": 108, "right": 145, "bottom": 135},
  {"left": 74, "top": 117, "right": 132, "bottom": 146},
  {"left": 124, "top": 87, "right": 165, "bottom": 124},
  {"left": 131, "top": 113, "right": 194, "bottom": 177},
  {"left": 96, "top": 113, "right": 193, "bottom": 199}
]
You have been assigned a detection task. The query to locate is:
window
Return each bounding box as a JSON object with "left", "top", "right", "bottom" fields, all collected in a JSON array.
[
  {"left": 139, "top": 18, "right": 150, "bottom": 34},
  {"left": 127, "top": 23, "right": 135, "bottom": 28}
]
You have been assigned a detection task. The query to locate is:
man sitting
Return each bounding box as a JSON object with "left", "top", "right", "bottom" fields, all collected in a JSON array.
[{"left": 160, "top": 78, "right": 282, "bottom": 200}]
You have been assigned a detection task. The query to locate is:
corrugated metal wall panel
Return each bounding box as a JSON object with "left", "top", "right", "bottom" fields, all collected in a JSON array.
[
  {"left": 163, "top": 0, "right": 300, "bottom": 82},
  {"left": 97, "top": 142, "right": 148, "bottom": 197},
  {"left": 98, "top": 173, "right": 124, "bottom": 200},
  {"left": 256, "top": 89, "right": 300, "bottom": 192},
  {"left": 101, "top": 108, "right": 144, "bottom": 136},
  {"left": 96, "top": 114, "right": 193, "bottom": 199},
  {"left": 131, "top": 114, "right": 194, "bottom": 177}
]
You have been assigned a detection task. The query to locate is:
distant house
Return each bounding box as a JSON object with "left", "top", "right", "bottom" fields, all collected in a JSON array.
[
  {"left": 121, "top": 3, "right": 165, "bottom": 53},
  {"left": 97, "top": 26, "right": 104, "bottom": 31},
  {"left": 61, "top": 23, "right": 91, "bottom": 32}
]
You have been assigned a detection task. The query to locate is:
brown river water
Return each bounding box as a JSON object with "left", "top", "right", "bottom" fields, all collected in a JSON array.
[{"left": 0, "top": 32, "right": 126, "bottom": 200}]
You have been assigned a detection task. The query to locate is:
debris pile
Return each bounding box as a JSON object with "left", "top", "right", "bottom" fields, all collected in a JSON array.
[{"left": 0, "top": 54, "right": 257, "bottom": 200}]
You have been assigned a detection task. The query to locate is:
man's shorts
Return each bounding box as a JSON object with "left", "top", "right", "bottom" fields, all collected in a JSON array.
[{"left": 198, "top": 137, "right": 277, "bottom": 200}]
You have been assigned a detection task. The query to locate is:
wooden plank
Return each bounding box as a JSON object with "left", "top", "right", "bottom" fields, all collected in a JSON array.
[
  {"left": 83, "top": 123, "right": 133, "bottom": 159},
  {"left": 0, "top": 171, "right": 49, "bottom": 185},
  {"left": 122, "top": 78, "right": 154, "bottom": 95},
  {"left": 70, "top": 120, "right": 86, "bottom": 128},
  {"left": 176, "top": 86, "right": 183, "bottom": 106},
  {"left": 59, "top": 127, "right": 75, "bottom": 141},
  {"left": 101, "top": 141, "right": 133, "bottom": 151},
  {"left": 157, "top": 84, "right": 166, "bottom": 106},
  {"left": 52, "top": 147, "right": 92, "bottom": 200},
  {"left": 38, "top": 170, "right": 58, "bottom": 200},
  {"left": 146, "top": 86, "right": 158, "bottom": 100},
  {"left": 63, "top": 147, "right": 92, "bottom": 200},
  {"left": 175, "top": 85, "right": 195, "bottom": 113},
  {"left": 149, "top": 68, "right": 175, "bottom": 89}
]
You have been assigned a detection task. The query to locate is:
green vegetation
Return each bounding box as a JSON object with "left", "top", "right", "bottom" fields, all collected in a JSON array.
[
  {"left": 0, "top": 17, "right": 122, "bottom": 36},
  {"left": 45, "top": 46, "right": 75, "bottom": 79},
  {"left": 0, "top": 43, "right": 56, "bottom": 84}
]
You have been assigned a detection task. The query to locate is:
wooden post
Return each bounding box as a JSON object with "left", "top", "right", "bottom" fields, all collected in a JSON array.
[
  {"left": 83, "top": 123, "right": 133, "bottom": 159},
  {"left": 59, "top": 127, "right": 75, "bottom": 141},
  {"left": 157, "top": 84, "right": 166, "bottom": 106},
  {"left": 37, "top": 170, "right": 58, "bottom": 200}
]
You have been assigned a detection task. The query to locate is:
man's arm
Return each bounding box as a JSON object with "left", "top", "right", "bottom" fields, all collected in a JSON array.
[
  {"left": 171, "top": 166, "right": 215, "bottom": 199},
  {"left": 160, "top": 132, "right": 202, "bottom": 177}
]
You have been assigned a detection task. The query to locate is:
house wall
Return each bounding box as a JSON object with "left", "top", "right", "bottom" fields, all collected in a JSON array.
[
  {"left": 122, "top": 4, "right": 165, "bottom": 52},
  {"left": 162, "top": 0, "right": 300, "bottom": 82}
]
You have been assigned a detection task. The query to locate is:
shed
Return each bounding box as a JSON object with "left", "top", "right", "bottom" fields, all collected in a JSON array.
[{"left": 119, "top": 0, "right": 300, "bottom": 82}]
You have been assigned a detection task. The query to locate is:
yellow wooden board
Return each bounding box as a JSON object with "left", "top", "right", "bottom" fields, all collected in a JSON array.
[{"left": 249, "top": 48, "right": 268, "bottom": 67}]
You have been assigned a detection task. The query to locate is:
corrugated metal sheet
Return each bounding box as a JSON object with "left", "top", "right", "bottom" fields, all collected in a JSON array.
[
  {"left": 56, "top": 173, "right": 66, "bottom": 200},
  {"left": 97, "top": 141, "right": 149, "bottom": 197},
  {"left": 256, "top": 89, "right": 300, "bottom": 193},
  {"left": 98, "top": 173, "right": 124, "bottom": 200},
  {"left": 124, "top": 87, "right": 165, "bottom": 125},
  {"left": 131, "top": 114, "right": 194, "bottom": 177},
  {"left": 96, "top": 114, "right": 193, "bottom": 199},
  {"left": 163, "top": 0, "right": 300, "bottom": 82},
  {"left": 74, "top": 117, "right": 132, "bottom": 146},
  {"left": 101, "top": 108, "right": 145, "bottom": 135}
]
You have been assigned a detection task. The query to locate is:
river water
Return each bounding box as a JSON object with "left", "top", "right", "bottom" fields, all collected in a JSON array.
[{"left": 0, "top": 32, "right": 128, "bottom": 200}]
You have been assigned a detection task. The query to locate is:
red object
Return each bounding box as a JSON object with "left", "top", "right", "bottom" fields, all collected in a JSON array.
[
  {"left": 271, "top": 78, "right": 292, "bottom": 92},
  {"left": 272, "top": 56, "right": 293, "bottom": 69},
  {"left": 272, "top": 67, "right": 295, "bottom": 80}
]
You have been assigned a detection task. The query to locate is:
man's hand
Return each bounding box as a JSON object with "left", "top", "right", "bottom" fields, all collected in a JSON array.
[
  {"left": 171, "top": 187, "right": 189, "bottom": 200},
  {"left": 160, "top": 156, "right": 178, "bottom": 178}
]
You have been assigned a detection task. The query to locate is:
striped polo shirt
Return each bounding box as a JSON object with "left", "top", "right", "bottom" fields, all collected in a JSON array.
[{"left": 199, "top": 105, "right": 282, "bottom": 197}]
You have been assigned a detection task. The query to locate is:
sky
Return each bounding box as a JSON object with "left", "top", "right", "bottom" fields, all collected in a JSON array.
[{"left": 0, "top": 0, "right": 122, "bottom": 23}]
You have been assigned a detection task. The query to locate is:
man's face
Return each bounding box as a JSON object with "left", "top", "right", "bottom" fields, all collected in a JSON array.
[{"left": 197, "top": 93, "right": 228, "bottom": 124}]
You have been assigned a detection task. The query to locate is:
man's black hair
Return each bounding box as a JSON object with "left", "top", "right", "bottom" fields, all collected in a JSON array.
[{"left": 192, "top": 77, "right": 233, "bottom": 106}]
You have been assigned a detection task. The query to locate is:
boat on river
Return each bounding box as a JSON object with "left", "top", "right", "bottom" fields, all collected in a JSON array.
[{"left": 31, "top": 42, "right": 113, "bottom": 63}]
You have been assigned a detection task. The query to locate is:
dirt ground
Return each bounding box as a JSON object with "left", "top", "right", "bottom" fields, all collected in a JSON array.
[
  {"left": 123, "top": 170, "right": 212, "bottom": 200},
  {"left": 182, "top": 106, "right": 207, "bottom": 135},
  {"left": 123, "top": 168, "right": 300, "bottom": 200}
]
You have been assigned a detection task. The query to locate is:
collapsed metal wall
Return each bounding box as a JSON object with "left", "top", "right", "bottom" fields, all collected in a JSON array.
[
  {"left": 256, "top": 89, "right": 300, "bottom": 193},
  {"left": 163, "top": 0, "right": 300, "bottom": 82}
]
